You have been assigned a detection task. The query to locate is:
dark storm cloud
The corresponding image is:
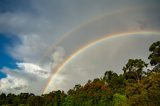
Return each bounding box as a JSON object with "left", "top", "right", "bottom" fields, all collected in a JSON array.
[{"left": 0, "top": 0, "right": 34, "bottom": 13}]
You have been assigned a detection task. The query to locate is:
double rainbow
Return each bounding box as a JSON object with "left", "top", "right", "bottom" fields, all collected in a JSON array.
[{"left": 43, "top": 31, "right": 160, "bottom": 94}]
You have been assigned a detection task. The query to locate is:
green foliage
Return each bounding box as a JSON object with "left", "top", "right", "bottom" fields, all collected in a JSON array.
[
  {"left": 149, "top": 41, "right": 160, "bottom": 66},
  {"left": 27, "top": 96, "right": 44, "bottom": 106},
  {"left": 63, "top": 95, "right": 74, "bottom": 106},
  {"left": 113, "top": 93, "right": 127, "bottom": 106},
  {"left": 0, "top": 41, "right": 160, "bottom": 106},
  {"left": 123, "top": 59, "right": 147, "bottom": 84},
  {"left": 125, "top": 73, "right": 160, "bottom": 106}
]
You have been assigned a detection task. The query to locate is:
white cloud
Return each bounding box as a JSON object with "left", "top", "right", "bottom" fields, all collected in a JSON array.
[
  {"left": 0, "top": 75, "right": 28, "bottom": 94},
  {"left": 0, "top": 63, "right": 49, "bottom": 94},
  {"left": 17, "top": 63, "right": 49, "bottom": 79},
  {"left": 0, "top": 46, "right": 66, "bottom": 94}
]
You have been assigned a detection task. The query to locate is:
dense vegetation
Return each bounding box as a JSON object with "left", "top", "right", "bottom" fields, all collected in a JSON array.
[{"left": 0, "top": 41, "right": 160, "bottom": 106}]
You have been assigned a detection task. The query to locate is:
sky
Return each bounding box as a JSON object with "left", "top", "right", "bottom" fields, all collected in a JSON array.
[{"left": 0, "top": 0, "right": 160, "bottom": 95}]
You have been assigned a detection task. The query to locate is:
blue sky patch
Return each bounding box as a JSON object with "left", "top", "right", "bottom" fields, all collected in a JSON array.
[
  {"left": 0, "top": 33, "right": 21, "bottom": 78},
  {"left": 0, "top": 71, "right": 6, "bottom": 79}
]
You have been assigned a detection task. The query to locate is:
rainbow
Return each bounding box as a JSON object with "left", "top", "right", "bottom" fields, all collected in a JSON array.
[
  {"left": 43, "top": 31, "right": 160, "bottom": 94},
  {"left": 38, "top": 5, "right": 155, "bottom": 65}
]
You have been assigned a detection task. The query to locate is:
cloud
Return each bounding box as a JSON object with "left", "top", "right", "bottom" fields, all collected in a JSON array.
[
  {"left": 0, "top": 63, "right": 48, "bottom": 94},
  {"left": 0, "top": 75, "right": 28, "bottom": 94},
  {"left": 0, "top": 46, "right": 66, "bottom": 94},
  {"left": 16, "top": 63, "right": 49, "bottom": 78}
]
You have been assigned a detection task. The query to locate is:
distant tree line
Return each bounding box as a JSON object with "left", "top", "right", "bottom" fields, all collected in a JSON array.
[{"left": 0, "top": 41, "right": 160, "bottom": 106}]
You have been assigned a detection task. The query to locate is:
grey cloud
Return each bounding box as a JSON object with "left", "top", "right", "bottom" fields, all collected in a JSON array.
[
  {"left": 0, "top": 0, "right": 34, "bottom": 13},
  {"left": 13, "top": 86, "right": 27, "bottom": 91}
]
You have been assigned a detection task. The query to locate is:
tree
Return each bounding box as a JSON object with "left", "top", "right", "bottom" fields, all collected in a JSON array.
[
  {"left": 0, "top": 93, "right": 6, "bottom": 99},
  {"left": 113, "top": 93, "right": 127, "bottom": 106},
  {"left": 144, "top": 73, "right": 160, "bottom": 105},
  {"left": 0, "top": 93, "right": 7, "bottom": 105},
  {"left": 74, "top": 84, "right": 82, "bottom": 91},
  {"left": 103, "top": 71, "right": 118, "bottom": 82},
  {"left": 148, "top": 41, "right": 160, "bottom": 71},
  {"left": 27, "top": 96, "right": 44, "bottom": 106},
  {"left": 123, "top": 59, "right": 147, "bottom": 84},
  {"left": 125, "top": 72, "right": 160, "bottom": 106},
  {"left": 63, "top": 95, "right": 74, "bottom": 106}
]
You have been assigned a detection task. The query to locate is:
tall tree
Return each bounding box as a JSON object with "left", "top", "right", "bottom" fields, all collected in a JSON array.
[
  {"left": 148, "top": 41, "right": 160, "bottom": 71},
  {"left": 123, "top": 59, "right": 147, "bottom": 84}
]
